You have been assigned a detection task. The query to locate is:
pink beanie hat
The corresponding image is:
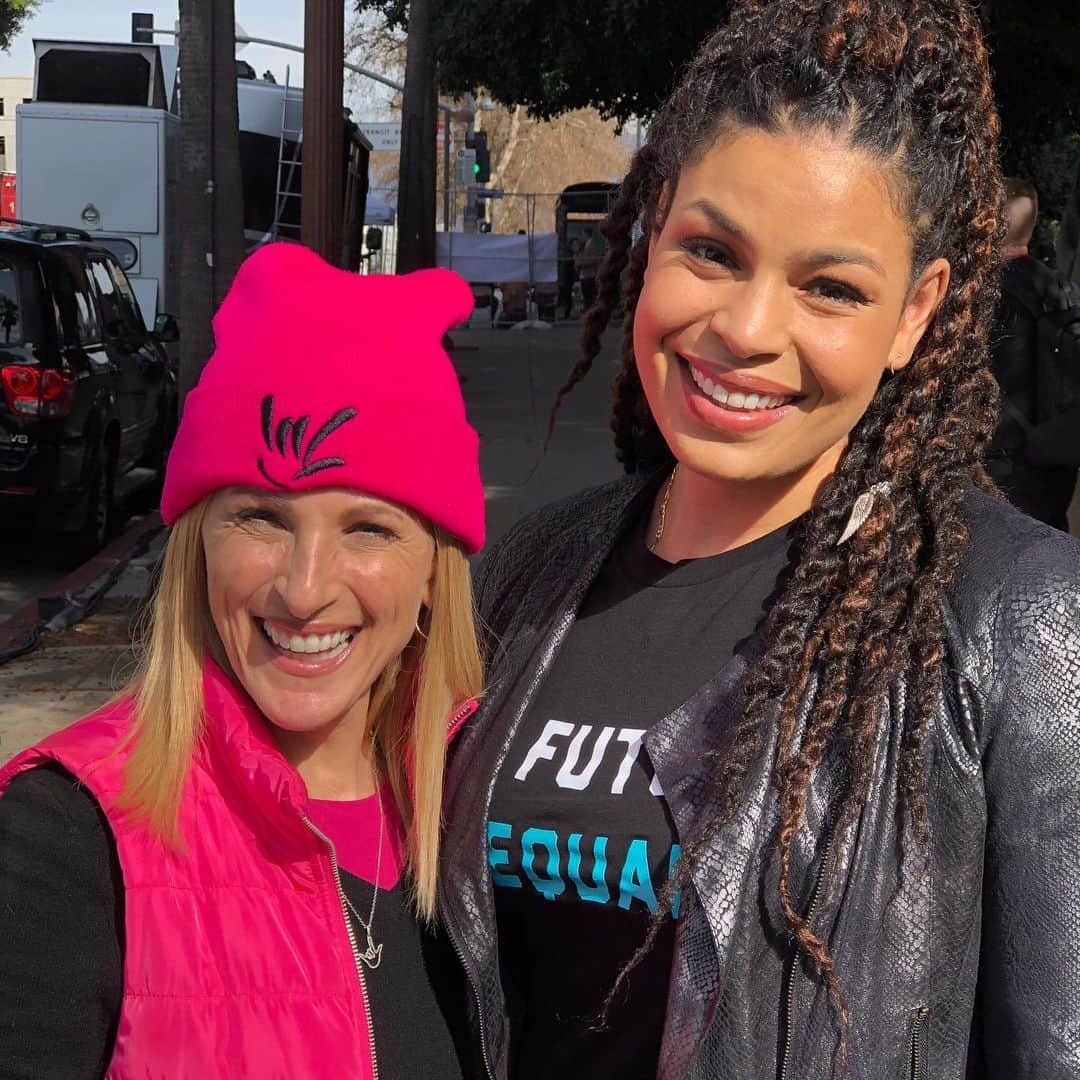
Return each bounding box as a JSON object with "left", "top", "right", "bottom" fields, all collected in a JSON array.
[{"left": 161, "top": 243, "right": 484, "bottom": 552}]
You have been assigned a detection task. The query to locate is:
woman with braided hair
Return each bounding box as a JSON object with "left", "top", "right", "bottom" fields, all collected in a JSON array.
[{"left": 439, "top": 1, "right": 1080, "bottom": 1077}]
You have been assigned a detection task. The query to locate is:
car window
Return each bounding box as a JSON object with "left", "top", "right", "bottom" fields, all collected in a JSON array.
[
  {"left": 88, "top": 256, "right": 141, "bottom": 339},
  {"left": 0, "top": 256, "right": 23, "bottom": 345},
  {"left": 51, "top": 253, "right": 101, "bottom": 346},
  {"left": 105, "top": 258, "right": 145, "bottom": 334}
]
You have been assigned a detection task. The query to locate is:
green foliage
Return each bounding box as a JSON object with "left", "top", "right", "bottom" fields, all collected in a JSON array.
[
  {"left": 360, "top": 1, "right": 1080, "bottom": 131},
  {"left": 359, "top": 0, "right": 1080, "bottom": 248},
  {"left": 356, "top": 0, "right": 732, "bottom": 122},
  {"left": 0, "top": 0, "right": 41, "bottom": 54}
]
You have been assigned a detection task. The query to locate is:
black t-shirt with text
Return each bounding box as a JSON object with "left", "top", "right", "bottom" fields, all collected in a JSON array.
[{"left": 489, "top": 511, "right": 797, "bottom": 1079}]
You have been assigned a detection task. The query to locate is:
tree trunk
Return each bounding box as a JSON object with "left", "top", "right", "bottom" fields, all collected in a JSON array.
[
  {"left": 488, "top": 104, "right": 523, "bottom": 192},
  {"left": 178, "top": 0, "right": 245, "bottom": 405},
  {"left": 396, "top": 0, "right": 438, "bottom": 272},
  {"left": 302, "top": 0, "right": 345, "bottom": 264}
]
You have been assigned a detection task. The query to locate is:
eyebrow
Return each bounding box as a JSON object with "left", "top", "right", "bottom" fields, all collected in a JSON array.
[{"left": 683, "top": 197, "right": 887, "bottom": 278}]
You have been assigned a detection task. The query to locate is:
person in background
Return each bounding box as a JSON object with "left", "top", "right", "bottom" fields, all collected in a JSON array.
[
  {"left": 0, "top": 244, "right": 485, "bottom": 1079},
  {"left": 986, "top": 177, "right": 1080, "bottom": 530},
  {"left": 559, "top": 237, "right": 581, "bottom": 320},
  {"left": 575, "top": 226, "right": 601, "bottom": 313},
  {"left": 440, "top": 2, "right": 1080, "bottom": 1078}
]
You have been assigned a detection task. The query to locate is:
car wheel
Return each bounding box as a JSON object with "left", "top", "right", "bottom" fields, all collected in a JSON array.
[{"left": 75, "top": 445, "right": 116, "bottom": 558}]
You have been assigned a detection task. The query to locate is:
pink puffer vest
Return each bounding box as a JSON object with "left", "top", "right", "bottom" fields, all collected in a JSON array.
[{"left": 0, "top": 659, "right": 477, "bottom": 1079}]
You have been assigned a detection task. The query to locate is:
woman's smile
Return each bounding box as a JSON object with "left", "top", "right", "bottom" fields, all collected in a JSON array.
[
  {"left": 678, "top": 353, "right": 803, "bottom": 434},
  {"left": 257, "top": 616, "right": 361, "bottom": 674}
]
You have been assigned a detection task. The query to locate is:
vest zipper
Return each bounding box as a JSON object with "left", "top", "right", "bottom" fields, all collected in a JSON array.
[
  {"left": 778, "top": 829, "right": 835, "bottom": 1080},
  {"left": 908, "top": 1006, "right": 929, "bottom": 1080},
  {"left": 303, "top": 815, "right": 380, "bottom": 1080},
  {"left": 449, "top": 702, "right": 474, "bottom": 727},
  {"left": 439, "top": 896, "right": 496, "bottom": 1080}
]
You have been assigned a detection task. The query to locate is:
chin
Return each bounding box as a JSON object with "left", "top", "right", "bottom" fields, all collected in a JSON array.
[
  {"left": 665, "top": 432, "right": 799, "bottom": 484},
  {"left": 244, "top": 677, "right": 354, "bottom": 736}
]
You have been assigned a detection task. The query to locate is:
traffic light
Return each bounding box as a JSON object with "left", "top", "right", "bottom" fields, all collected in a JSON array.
[
  {"left": 465, "top": 130, "right": 491, "bottom": 184},
  {"left": 474, "top": 131, "right": 490, "bottom": 183}
]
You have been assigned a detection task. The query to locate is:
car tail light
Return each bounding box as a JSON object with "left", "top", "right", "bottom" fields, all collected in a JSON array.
[
  {"left": 1, "top": 365, "right": 76, "bottom": 418},
  {"left": 39, "top": 369, "right": 77, "bottom": 417}
]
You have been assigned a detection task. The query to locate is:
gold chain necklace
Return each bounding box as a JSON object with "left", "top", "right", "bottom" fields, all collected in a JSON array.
[{"left": 648, "top": 463, "right": 679, "bottom": 553}]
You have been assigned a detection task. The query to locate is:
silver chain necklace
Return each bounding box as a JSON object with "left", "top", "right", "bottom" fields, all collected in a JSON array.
[{"left": 341, "top": 783, "right": 386, "bottom": 970}]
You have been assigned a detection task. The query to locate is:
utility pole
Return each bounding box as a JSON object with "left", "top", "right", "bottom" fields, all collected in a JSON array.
[
  {"left": 302, "top": 0, "right": 344, "bottom": 264},
  {"left": 177, "top": 0, "right": 245, "bottom": 404},
  {"left": 397, "top": 0, "right": 438, "bottom": 272}
]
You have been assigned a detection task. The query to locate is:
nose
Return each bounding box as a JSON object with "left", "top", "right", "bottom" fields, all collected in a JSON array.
[
  {"left": 708, "top": 276, "right": 790, "bottom": 361},
  {"left": 275, "top": 530, "right": 339, "bottom": 622}
]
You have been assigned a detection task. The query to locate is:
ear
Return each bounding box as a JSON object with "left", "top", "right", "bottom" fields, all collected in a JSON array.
[
  {"left": 422, "top": 547, "right": 437, "bottom": 610},
  {"left": 889, "top": 257, "right": 951, "bottom": 370}
]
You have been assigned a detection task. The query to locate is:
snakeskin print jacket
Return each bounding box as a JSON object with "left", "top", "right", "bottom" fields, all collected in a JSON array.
[{"left": 440, "top": 471, "right": 1080, "bottom": 1080}]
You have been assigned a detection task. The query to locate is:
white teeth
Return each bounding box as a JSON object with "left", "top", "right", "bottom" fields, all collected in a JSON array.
[
  {"left": 261, "top": 621, "right": 353, "bottom": 656},
  {"left": 688, "top": 364, "right": 793, "bottom": 411}
]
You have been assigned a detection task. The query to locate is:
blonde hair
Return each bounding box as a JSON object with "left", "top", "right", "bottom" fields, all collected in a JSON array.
[{"left": 119, "top": 501, "right": 482, "bottom": 920}]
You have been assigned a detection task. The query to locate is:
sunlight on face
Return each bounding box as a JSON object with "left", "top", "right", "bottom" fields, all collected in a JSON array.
[
  {"left": 633, "top": 125, "right": 949, "bottom": 488},
  {"left": 201, "top": 487, "right": 435, "bottom": 743}
]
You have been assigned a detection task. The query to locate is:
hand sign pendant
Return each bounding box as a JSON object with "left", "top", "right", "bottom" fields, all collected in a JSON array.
[{"left": 359, "top": 931, "right": 383, "bottom": 970}]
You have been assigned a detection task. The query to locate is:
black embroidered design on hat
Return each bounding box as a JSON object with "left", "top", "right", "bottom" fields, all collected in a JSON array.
[{"left": 258, "top": 393, "right": 359, "bottom": 487}]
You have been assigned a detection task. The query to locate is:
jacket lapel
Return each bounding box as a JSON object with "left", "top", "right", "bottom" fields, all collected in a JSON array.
[{"left": 645, "top": 633, "right": 781, "bottom": 1074}]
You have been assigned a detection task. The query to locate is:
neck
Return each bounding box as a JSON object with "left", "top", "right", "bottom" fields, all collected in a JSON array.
[
  {"left": 650, "top": 444, "right": 843, "bottom": 560},
  {"left": 1004, "top": 244, "right": 1029, "bottom": 260},
  {"left": 272, "top": 693, "right": 380, "bottom": 800}
]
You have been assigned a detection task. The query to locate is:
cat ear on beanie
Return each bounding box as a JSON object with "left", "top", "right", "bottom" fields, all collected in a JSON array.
[{"left": 161, "top": 243, "right": 485, "bottom": 553}]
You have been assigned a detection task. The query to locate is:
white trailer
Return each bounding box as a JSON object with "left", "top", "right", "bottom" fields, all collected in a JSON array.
[
  {"left": 14, "top": 39, "right": 180, "bottom": 329},
  {"left": 16, "top": 101, "right": 178, "bottom": 329}
]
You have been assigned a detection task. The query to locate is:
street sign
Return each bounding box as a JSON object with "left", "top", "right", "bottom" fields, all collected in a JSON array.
[
  {"left": 455, "top": 148, "right": 477, "bottom": 187},
  {"left": 359, "top": 122, "right": 402, "bottom": 152},
  {"left": 475, "top": 188, "right": 504, "bottom": 199}
]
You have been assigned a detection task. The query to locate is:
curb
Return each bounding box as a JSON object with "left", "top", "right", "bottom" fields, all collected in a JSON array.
[{"left": 0, "top": 513, "right": 165, "bottom": 653}]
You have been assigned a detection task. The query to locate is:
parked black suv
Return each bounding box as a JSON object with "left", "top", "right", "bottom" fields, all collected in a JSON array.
[{"left": 0, "top": 222, "right": 177, "bottom": 555}]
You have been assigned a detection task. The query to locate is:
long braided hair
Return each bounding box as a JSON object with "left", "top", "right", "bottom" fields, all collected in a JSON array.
[{"left": 552, "top": 0, "right": 1005, "bottom": 1046}]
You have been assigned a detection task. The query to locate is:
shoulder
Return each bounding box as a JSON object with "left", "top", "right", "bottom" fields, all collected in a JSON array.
[
  {"left": 1, "top": 762, "right": 114, "bottom": 859},
  {"left": 474, "top": 473, "right": 648, "bottom": 623},
  {"left": 947, "top": 490, "right": 1080, "bottom": 724},
  {"left": 1007, "top": 256, "right": 1080, "bottom": 311},
  {"left": 0, "top": 697, "right": 137, "bottom": 806}
]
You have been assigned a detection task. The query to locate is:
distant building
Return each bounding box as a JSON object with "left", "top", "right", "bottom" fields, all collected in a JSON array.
[{"left": 0, "top": 75, "right": 34, "bottom": 174}]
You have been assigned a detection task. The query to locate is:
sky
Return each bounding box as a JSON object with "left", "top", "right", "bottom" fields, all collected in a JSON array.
[{"left": 0, "top": 2, "right": 323, "bottom": 88}]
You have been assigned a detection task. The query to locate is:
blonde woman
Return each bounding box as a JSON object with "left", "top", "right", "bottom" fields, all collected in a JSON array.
[{"left": 0, "top": 244, "right": 484, "bottom": 1079}]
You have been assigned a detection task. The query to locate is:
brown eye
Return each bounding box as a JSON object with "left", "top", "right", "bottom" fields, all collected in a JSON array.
[
  {"left": 681, "top": 238, "right": 737, "bottom": 268},
  {"left": 808, "top": 279, "right": 868, "bottom": 306}
]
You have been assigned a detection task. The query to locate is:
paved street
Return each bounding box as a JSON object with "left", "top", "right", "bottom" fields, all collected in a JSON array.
[{"left": 459, "top": 323, "right": 623, "bottom": 546}]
